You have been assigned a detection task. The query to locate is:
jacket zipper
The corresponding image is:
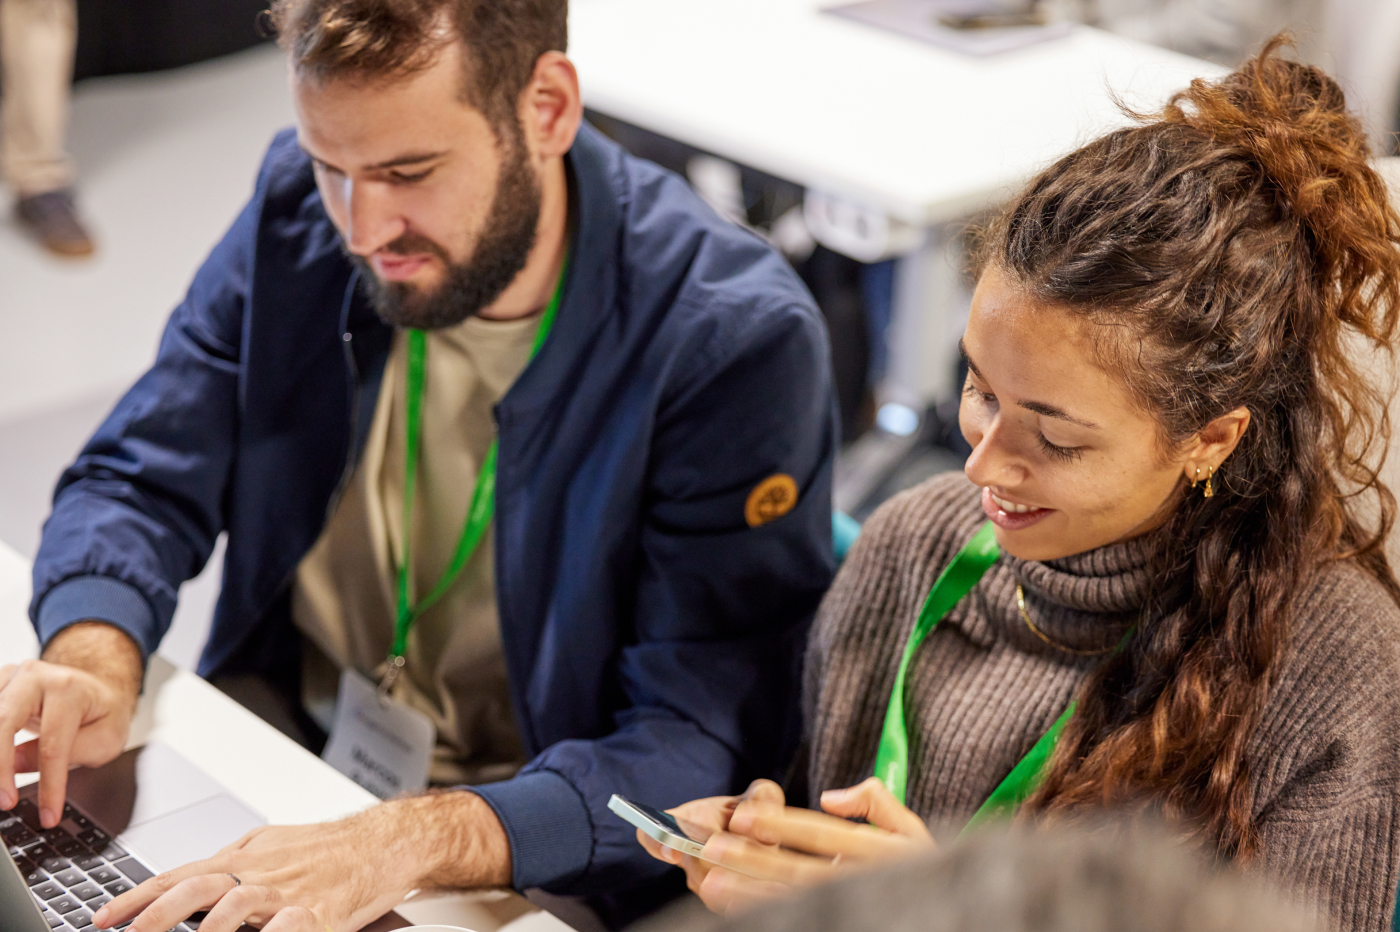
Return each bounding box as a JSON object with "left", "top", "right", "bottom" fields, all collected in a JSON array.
[{"left": 244, "top": 278, "right": 364, "bottom": 638}]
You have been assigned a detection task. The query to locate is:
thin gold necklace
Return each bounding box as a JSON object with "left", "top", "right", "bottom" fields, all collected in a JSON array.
[{"left": 1016, "top": 583, "right": 1116, "bottom": 657}]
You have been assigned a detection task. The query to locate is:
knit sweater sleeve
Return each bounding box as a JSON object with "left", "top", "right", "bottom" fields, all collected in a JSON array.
[{"left": 1251, "top": 563, "right": 1400, "bottom": 932}]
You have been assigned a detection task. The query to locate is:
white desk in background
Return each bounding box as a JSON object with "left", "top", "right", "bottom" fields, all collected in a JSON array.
[
  {"left": 0, "top": 539, "right": 573, "bottom": 932},
  {"left": 569, "top": 0, "right": 1227, "bottom": 412}
]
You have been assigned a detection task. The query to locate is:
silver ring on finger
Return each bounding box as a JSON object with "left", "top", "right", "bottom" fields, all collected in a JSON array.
[{"left": 227, "top": 873, "right": 242, "bottom": 888}]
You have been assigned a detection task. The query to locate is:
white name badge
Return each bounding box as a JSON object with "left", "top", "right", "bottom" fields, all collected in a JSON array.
[{"left": 322, "top": 668, "right": 435, "bottom": 799}]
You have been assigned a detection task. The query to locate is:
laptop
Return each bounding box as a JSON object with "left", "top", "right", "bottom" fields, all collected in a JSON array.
[{"left": 1, "top": 741, "right": 265, "bottom": 932}]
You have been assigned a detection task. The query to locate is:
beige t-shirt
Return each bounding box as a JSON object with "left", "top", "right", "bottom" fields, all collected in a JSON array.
[{"left": 292, "top": 313, "right": 540, "bottom": 786}]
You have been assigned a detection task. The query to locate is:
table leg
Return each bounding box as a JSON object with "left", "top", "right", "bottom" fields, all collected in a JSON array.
[{"left": 881, "top": 223, "right": 971, "bottom": 415}]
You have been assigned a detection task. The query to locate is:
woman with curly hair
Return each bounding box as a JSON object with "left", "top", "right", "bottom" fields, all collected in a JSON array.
[{"left": 640, "top": 38, "right": 1400, "bottom": 932}]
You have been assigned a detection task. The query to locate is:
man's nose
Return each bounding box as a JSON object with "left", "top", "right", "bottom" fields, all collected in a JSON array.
[{"left": 343, "top": 180, "right": 405, "bottom": 257}]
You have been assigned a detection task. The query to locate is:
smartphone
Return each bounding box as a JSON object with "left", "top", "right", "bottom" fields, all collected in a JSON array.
[{"left": 609, "top": 794, "right": 709, "bottom": 857}]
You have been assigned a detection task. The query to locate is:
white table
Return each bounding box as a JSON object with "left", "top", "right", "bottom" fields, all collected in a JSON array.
[
  {"left": 570, "top": 0, "right": 1227, "bottom": 408},
  {"left": 0, "top": 540, "right": 572, "bottom": 932}
]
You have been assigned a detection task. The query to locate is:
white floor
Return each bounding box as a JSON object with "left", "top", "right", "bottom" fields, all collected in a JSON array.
[{"left": 0, "top": 43, "right": 294, "bottom": 670}]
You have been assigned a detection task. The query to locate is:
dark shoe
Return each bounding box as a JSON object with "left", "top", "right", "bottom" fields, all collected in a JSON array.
[{"left": 15, "top": 188, "right": 95, "bottom": 258}]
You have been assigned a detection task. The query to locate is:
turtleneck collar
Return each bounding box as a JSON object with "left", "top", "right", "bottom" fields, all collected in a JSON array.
[
  {"left": 1010, "top": 534, "right": 1154, "bottom": 613},
  {"left": 958, "top": 534, "right": 1155, "bottom": 660}
]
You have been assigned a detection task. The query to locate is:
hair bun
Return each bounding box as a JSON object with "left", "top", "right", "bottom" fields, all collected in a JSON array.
[{"left": 1158, "top": 35, "right": 1399, "bottom": 333}]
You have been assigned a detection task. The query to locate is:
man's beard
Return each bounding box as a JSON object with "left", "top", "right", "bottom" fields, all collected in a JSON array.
[{"left": 353, "top": 140, "right": 542, "bottom": 330}]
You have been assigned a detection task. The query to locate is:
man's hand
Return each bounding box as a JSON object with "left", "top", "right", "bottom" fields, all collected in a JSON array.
[
  {"left": 0, "top": 622, "right": 143, "bottom": 827},
  {"left": 93, "top": 789, "right": 512, "bottom": 932}
]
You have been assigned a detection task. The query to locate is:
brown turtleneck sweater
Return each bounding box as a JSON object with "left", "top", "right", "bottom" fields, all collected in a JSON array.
[{"left": 806, "top": 472, "right": 1400, "bottom": 932}]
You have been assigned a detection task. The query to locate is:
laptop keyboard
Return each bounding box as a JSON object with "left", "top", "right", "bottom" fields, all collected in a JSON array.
[{"left": 3, "top": 797, "right": 195, "bottom": 932}]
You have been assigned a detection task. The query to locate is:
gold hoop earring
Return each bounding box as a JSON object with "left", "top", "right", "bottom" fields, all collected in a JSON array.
[
  {"left": 1203, "top": 465, "right": 1215, "bottom": 499},
  {"left": 1189, "top": 466, "right": 1202, "bottom": 490}
]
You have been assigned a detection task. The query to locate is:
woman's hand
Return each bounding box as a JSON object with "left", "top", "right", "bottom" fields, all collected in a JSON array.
[
  {"left": 635, "top": 779, "right": 787, "bottom": 903},
  {"left": 693, "top": 777, "right": 934, "bottom": 915}
]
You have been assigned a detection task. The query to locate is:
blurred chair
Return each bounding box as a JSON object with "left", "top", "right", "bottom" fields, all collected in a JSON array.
[{"left": 833, "top": 511, "right": 861, "bottom": 564}]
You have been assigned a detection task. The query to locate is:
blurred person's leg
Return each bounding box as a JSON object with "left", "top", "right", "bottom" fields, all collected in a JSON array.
[{"left": 1, "top": 0, "right": 94, "bottom": 256}]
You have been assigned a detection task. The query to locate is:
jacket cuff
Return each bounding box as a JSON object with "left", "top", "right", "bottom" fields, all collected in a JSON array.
[
  {"left": 35, "top": 575, "right": 154, "bottom": 662},
  {"left": 470, "top": 769, "right": 593, "bottom": 889}
]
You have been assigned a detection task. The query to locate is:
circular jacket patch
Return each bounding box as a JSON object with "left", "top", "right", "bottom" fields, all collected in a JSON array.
[{"left": 745, "top": 474, "right": 799, "bottom": 528}]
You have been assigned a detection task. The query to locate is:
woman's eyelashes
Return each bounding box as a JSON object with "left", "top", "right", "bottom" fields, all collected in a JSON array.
[
  {"left": 389, "top": 168, "right": 433, "bottom": 185},
  {"left": 964, "top": 381, "right": 1084, "bottom": 462},
  {"left": 963, "top": 381, "right": 996, "bottom": 407},
  {"left": 1037, "top": 433, "right": 1084, "bottom": 462}
]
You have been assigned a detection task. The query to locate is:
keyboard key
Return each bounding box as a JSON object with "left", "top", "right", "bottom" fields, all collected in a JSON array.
[
  {"left": 2, "top": 817, "right": 37, "bottom": 847},
  {"left": 24, "top": 865, "right": 50, "bottom": 886},
  {"left": 113, "top": 857, "right": 153, "bottom": 885},
  {"left": 100, "top": 842, "right": 128, "bottom": 861},
  {"left": 55, "top": 867, "right": 87, "bottom": 886},
  {"left": 82, "top": 893, "right": 111, "bottom": 911},
  {"left": 47, "top": 893, "right": 82, "bottom": 914},
  {"left": 103, "top": 879, "right": 134, "bottom": 897},
  {"left": 66, "top": 907, "right": 94, "bottom": 929},
  {"left": 87, "top": 865, "right": 121, "bottom": 885},
  {"left": 15, "top": 798, "right": 44, "bottom": 830},
  {"left": 43, "top": 912, "right": 65, "bottom": 929},
  {"left": 73, "top": 854, "right": 105, "bottom": 872},
  {"left": 56, "top": 838, "right": 89, "bottom": 858},
  {"left": 62, "top": 805, "right": 92, "bottom": 830},
  {"left": 39, "top": 854, "right": 72, "bottom": 874},
  {"left": 77, "top": 828, "right": 110, "bottom": 849},
  {"left": 32, "top": 880, "right": 64, "bottom": 900},
  {"left": 41, "top": 828, "right": 75, "bottom": 846},
  {"left": 70, "top": 881, "right": 103, "bottom": 900}
]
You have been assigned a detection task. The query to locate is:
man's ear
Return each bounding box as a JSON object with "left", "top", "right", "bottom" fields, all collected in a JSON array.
[
  {"left": 520, "top": 51, "right": 581, "bottom": 161},
  {"left": 1179, "top": 406, "right": 1251, "bottom": 482}
]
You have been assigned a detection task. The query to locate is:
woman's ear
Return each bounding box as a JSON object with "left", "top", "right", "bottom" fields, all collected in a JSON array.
[{"left": 1181, "top": 406, "right": 1251, "bottom": 479}]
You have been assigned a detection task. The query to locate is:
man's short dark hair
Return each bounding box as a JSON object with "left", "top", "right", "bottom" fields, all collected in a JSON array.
[{"left": 269, "top": 0, "right": 568, "bottom": 130}]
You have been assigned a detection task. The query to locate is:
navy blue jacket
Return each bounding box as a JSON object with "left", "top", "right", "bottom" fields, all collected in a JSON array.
[{"left": 30, "top": 123, "right": 836, "bottom": 917}]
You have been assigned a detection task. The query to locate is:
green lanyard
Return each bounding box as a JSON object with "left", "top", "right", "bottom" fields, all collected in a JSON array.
[
  {"left": 384, "top": 256, "right": 569, "bottom": 691},
  {"left": 872, "top": 521, "right": 1075, "bottom": 833}
]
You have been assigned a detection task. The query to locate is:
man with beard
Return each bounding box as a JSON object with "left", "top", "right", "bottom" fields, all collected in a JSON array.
[{"left": 0, "top": 1, "right": 835, "bottom": 929}]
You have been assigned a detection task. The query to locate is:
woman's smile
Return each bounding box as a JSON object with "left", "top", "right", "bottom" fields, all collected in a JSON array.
[
  {"left": 987, "top": 488, "right": 1044, "bottom": 514},
  {"left": 981, "top": 486, "right": 1055, "bottom": 530}
]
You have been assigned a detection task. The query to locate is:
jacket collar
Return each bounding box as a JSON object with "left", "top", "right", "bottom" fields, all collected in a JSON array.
[{"left": 499, "top": 121, "right": 623, "bottom": 417}]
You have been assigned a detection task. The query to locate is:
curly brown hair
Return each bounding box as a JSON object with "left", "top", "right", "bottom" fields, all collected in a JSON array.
[
  {"left": 979, "top": 36, "right": 1400, "bottom": 856},
  {"left": 268, "top": 0, "right": 566, "bottom": 131}
]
